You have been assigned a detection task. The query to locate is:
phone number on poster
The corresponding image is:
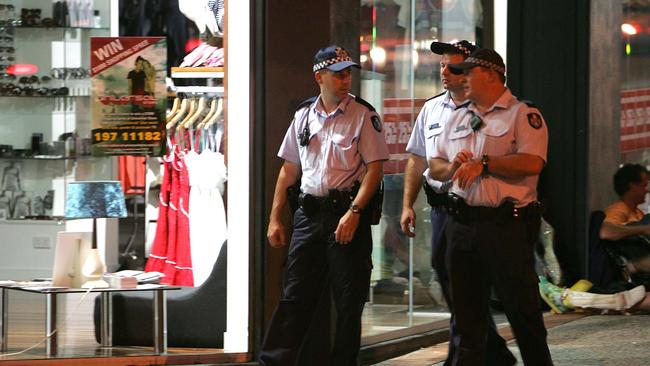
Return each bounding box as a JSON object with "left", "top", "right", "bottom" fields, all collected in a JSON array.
[{"left": 94, "top": 131, "right": 162, "bottom": 142}]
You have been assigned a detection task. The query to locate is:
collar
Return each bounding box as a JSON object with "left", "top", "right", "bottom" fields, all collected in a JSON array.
[
  {"left": 313, "top": 94, "right": 352, "bottom": 118},
  {"left": 468, "top": 87, "right": 517, "bottom": 115}
]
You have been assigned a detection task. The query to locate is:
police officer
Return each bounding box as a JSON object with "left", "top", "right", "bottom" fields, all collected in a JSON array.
[
  {"left": 401, "top": 40, "right": 515, "bottom": 366},
  {"left": 429, "top": 48, "right": 553, "bottom": 366},
  {"left": 260, "top": 45, "right": 389, "bottom": 366}
]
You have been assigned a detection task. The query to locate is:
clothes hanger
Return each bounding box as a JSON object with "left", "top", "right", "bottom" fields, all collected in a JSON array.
[
  {"left": 166, "top": 97, "right": 181, "bottom": 122},
  {"left": 166, "top": 98, "right": 189, "bottom": 130},
  {"left": 204, "top": 97, "right": 223, "bottom": 129},
  {"left": 180, "top": 97, "right": 198, "bottom": 130},
  {"left": 197, "top": 97, "right": 217, "bottom": 129},
  {"left": 183, "top": 96, "right": 207, "bottom": 129}
]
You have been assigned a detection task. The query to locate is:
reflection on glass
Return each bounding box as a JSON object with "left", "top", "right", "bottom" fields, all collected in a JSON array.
[
  {"left": 360, "top": 0, "right": 483, "bottom": 338},
  {"left": 621, "top": 0, "right": 650, "bottom": 213}
]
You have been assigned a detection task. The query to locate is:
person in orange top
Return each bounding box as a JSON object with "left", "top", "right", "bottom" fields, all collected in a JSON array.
[{"left": 600, "top": 163, "right": 650, "bottom": 273}]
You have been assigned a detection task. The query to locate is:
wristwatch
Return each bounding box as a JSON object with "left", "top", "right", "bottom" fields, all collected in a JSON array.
[
  {"left": 481, "top": 154, "right": 489, "bottom": 176},
  {"left": 349, "top": 203, "right": 362, "bottom": 214}
]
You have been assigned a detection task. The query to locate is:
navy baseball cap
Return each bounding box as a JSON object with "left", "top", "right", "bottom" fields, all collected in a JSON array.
[
  {"left": 313, "top": 45, "right": 360, "bottom": 73},
  {"left": 448, "top": 48, "right": 506, "bottom": 76},
  {"left": 430, "top": 40, "right": 477, "bottom": 57}
]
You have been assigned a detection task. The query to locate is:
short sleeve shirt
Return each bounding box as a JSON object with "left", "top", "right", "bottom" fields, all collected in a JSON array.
[
  {"left": 278, "top": 94, "right": 389, "bottom": 197},
  {"left": 406, "top": 91, "right": 462, "bottom": 191},
  {"left": 603, "top": 200, "right": 644, "bottom": 225},
  {"left": 432, "top": 88, "right": 548, "bottom": 207}
]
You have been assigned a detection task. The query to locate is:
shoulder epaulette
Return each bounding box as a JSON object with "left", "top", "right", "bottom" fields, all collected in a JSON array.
[
  {"left": 354, "top": 95, "right": 377, "bottom": 112},
  {"left": 425, "top": 91, "right": 446, "bottom": 102},
  {"left": 294, "top": 96, "right": 318, "bottom": 112},
  {"left": 520, "top": 99, "right": 537, "bottom": 108}
]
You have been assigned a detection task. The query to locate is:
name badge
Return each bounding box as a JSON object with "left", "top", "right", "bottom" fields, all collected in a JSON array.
[
  {"left": 428, "top": 123, "right": 440, "bottom": 130},
  {"left": 454, "top": 125, "right": 468, "bottom": 133}
]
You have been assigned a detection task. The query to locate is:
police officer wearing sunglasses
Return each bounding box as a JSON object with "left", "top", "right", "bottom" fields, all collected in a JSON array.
[
  {"left": 402, "top": 40, "right": 516, "bottom": 366},
  {"left": 429, "top": 48, "right": 553, "bottom": 366},
  {"left": 259, "top": 45, "right": 388, "bottom": 366}
]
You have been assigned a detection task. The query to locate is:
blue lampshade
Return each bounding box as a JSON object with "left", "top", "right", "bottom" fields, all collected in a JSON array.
[{"left": 65, "top": 181, "right": 128, "bottom": 219}]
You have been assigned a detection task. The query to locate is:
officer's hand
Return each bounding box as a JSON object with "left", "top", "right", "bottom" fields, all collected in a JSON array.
[
  {"left": 450, "top": 149, "right": 474, "bottom": 175},
  {"left": 400, "top": 207, "right": 416, "bottom": 237},
  {"left": 335, "top": 211, "right": 360, "bottom": 245},
  {"left": 452, "top": 159, "right": 482, "bottom": 189},
  {"left": 267, "top": 220, "right": 288, "bottom": 248}
]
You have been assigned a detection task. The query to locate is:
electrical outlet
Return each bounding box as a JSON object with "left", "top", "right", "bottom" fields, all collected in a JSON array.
[{"left": 33, "top": 236, "right": 52, "bottom": 249}]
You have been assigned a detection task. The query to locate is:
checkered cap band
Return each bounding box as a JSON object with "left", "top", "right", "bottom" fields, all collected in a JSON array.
[
  {"left": 466, "top": 56, "right": 506, "bottom": 74},
  {"left": 313, "top": 55, "right": 353, "bottom": 72},
  {"left": 452, "top": 42, "right": 472, "bottom": 56}
]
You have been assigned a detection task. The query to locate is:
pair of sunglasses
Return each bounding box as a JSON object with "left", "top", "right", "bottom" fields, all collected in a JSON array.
[{"left": 0, "top": 46, "right": 14, "bottom": 53}]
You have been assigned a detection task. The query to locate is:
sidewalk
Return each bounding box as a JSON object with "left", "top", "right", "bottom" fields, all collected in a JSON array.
[{"left": 373, "top": 312, "right": 650, "bottom": 365}]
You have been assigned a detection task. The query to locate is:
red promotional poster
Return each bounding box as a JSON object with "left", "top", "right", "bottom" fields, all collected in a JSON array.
[
  {"left": 382, "top": 98, "right": 427, "bottom": 174},
  {"left": 90, "top": 37, "right": 167, "bottom": 156},
  {"left": 621, "top": 88, "right": 650, "bottom": 154}
]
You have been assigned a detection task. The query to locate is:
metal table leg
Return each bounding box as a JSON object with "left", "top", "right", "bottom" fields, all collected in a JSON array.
[
  {"left": 100, "top": 292, "right": 112, "bottom": 347},
  {"left": 152, "top": 289, "right": 167, "bottom": 354},
  {"left": 46, "top": 293, "right": 57, "bottom": 357},
  {"left": 1, "top": 288, "right": 7, "bottom": 352}
]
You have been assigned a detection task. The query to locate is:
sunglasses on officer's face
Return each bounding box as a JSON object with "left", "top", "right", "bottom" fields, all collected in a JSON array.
[{"left": 470, "top": 114, "right": 483, "bottom": 131}]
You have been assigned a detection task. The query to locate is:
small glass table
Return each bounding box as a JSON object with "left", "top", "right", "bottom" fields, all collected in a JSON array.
[{"left": 0, "top": 283, "right": 180, "bottom": 357}]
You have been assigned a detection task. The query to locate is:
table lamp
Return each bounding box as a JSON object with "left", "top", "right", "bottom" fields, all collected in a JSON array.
[{"left": 65, "top": 181, "right": 127, "bottom": 288}]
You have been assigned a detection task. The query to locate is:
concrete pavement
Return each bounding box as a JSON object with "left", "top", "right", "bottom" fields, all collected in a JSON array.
[{"left": 374, "top": 312, "right": 650, "bottom": 365}]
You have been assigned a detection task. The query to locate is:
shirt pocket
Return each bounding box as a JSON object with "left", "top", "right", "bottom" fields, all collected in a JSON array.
[
  {"left": 482, "top": 122, "right": 515, "bottom": 155},
  {"left": 331, "top": 133, "right": 357, "bottom": 170}
]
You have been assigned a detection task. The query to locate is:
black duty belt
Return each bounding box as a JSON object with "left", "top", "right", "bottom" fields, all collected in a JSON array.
[
  {"left": 298, "top": 186, "right": 358, "bottom": 217},
  {"left": 445, "top": 193, "right": 543, "bottom": 223},
  {"left": 422, "top": 177, "right": 447, "bottom": 208}
]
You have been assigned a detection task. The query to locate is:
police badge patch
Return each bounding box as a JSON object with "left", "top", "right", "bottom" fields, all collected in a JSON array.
[
  {"left": 527, "top": 113, "right": 543, "bottom": 129},
  {"left": 371, "top": 115, "right": 382, "bottom": 132}
]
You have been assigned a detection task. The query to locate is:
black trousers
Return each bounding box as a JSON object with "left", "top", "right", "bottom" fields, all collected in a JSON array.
[
  {"left": 430, "top": 209, "right": 515, "bottom": 366},
  {"left": 445, "top": 216, "right": 553, "bottom": 366},
  {"left": 259, "top": 208, "right": 373, "bottom": 366}
]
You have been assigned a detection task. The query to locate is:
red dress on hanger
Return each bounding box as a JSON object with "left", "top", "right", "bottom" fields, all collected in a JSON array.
[{"left": 144, "top": 148, "right": 173, "bottom": 273}]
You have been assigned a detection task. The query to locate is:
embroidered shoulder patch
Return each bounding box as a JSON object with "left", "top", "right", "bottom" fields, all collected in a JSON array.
[
  {"left": 527, "top": 113, "right": 543, "bottom": 129},
  {"left": 371, "top": 115, "right": 382, "bottom": 132}
]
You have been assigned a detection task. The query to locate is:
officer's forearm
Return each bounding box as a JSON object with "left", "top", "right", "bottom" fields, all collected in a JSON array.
[
  {"left": 269, "top": 162, "right": 301, "bottom": 222},
  {"left": 484, "top": 153, "right": 544, "bottom": 178},
  {"left": 429, "top": 157, "right": 454, "bottom": 181},
  {"left": 354, "top": 160, "right": 384, "bottom": 210},
  {"left": 403, "top": 154, "right": 426, "bottom": 208}
]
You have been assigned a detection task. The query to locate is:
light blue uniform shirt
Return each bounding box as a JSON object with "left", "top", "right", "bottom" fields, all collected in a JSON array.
[
  {"left": 432, "top": 88, "right": 548, "bottom": 207},
  {"left": 405, "top": 91, "right": 461, "bottom": 192},
  {"left": 278, "top": 94, "right": 389, "bottom": 197}
]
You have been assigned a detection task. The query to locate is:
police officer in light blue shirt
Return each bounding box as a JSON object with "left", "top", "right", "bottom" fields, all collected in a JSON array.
[
  {"left": 401, "top": 40, "right": 515, "bottom": 366},
  {"left": 260, "top": 45, "right": 389, "bottom": 366},
  {"left": 430, "top": 47, "right": 552, "bottom": 366}
]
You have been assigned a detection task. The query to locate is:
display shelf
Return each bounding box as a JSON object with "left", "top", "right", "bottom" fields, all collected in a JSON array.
[
  {"left": 0, "top": 155, "right": 98, "bottom": 160},
  {"left": 0, "top": 218, "right": 65, "bottom": 225},
  {"left": 172, "top": 85, "right": 224, "bottom": 94},
  {"left": 13, "top": 26, "right": 110, "bottom": 30},
  {"left": 171, "top": 67, "right": 224, "bottom": 79},
  {"left": 0, "top": 94, "right": 89, "bottom": 98}
]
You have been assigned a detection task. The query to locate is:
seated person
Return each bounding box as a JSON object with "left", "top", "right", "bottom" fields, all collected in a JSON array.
[{"left": 600, "top": 163, "right": 650, "bottom": 274}]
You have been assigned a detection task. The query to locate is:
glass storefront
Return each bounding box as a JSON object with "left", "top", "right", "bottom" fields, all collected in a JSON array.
[
  {"left": 621, "top": 0, "right": 650, "bottom": 210},
  {"left": 358, "top": 0, "right": 484, "bottom": 339}
]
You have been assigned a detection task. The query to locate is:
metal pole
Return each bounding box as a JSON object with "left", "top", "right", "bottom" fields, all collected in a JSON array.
[
  {"left": 0, "top": 288, "right": 8, "bottom": 352},
  {"left": 46, "top": 293, "right": 58, "bottom": 357},
  {"left": 100, "top": 292, "right": 113, "bottom": 347},
  {"left": 153, "top": 289, "right": 167, "bottom": 354}
]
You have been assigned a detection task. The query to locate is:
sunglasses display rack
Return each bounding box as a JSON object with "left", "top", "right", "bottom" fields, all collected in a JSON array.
[{"left": 0, "top": 0, "right": 113, "bottom": 224}]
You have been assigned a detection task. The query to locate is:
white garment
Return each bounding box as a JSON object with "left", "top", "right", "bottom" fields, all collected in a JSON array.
[
  {"left": 178, "top": 0, "right": 221, "bottom": 36},
  {"left": 185, "top": 148, "right": 227, "bottom": 286}
]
